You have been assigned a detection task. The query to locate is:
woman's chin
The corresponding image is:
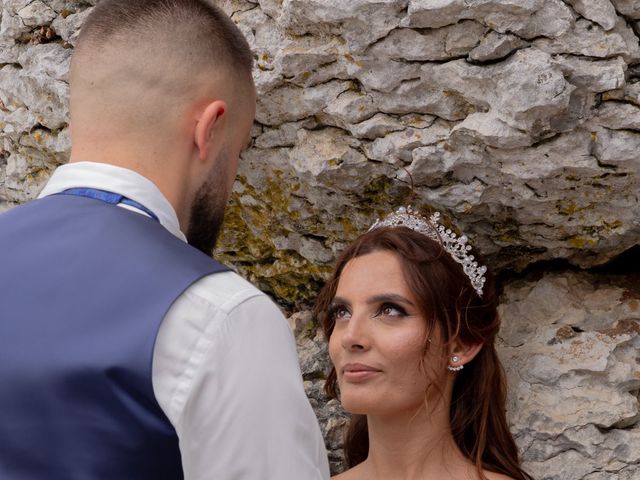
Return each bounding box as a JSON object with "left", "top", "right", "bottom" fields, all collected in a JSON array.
[
  {"left": 339, "top": 393, "right": 372, "bottom": 414},
  {"left": 340, "top": 391, "right": 387, "bottom": 416}
]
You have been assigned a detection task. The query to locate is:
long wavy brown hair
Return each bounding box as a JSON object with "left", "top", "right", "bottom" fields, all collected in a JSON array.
[{"left": 315, "top": 225, "right": 533, "bottom": 480}]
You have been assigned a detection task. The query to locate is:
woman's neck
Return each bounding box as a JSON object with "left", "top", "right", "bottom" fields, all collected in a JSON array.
[{"left": 359, "top": 404, "right": 476, "bottom": 480}]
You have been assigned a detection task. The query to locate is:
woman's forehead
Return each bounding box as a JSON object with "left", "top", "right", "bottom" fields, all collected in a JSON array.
[{"left": 337, "top": 251, "right": 413, "bottom": 298}]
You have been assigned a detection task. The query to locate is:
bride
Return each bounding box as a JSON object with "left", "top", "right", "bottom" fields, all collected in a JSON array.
[{"left": 316, "top": 207, "right": 533, "bottom": 480}]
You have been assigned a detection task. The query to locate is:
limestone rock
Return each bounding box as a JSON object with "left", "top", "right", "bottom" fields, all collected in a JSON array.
[
  {"left": 48, "top": 0, "right": 78, "bottom": 13},
  {"left": 16, "top": 0, "right": 57, "bottom": 27},
  {"left": 0, "top": 6, "right": 30, "bottom": 41},
  {"left": 368, "top": 21, "right": 486, "bottom": 62},
  {"left": 17, "top": 44, "right": 71, "bottom": 82},
  {"left": 403, "top": 128, "right": 639, "bottom": 269},
  {"left": 236, "top": 6, "right": 286, "bottom": 68},
  {"left": 0, "top": 149, "right": 60, "bottom": 204},
  {"left": 255, "top": 81, "right": 350, "bottom": 125},
  {"left": 590, "top": 124, "right": 640, "bottom": 170},
  {"left": 534, "top": 18, "right": 640, "bottom": 63},
  {"left": 468, "top": 31, "right": 528, "bottom": 62},
  {"left": 219, "top": 0, "right": 256, "bottom": 16},
  {"left": 280, "top": 0, "right": 408, "bottom": 51},
  {"left": 255, "top": 119, "right": 317, "bottom": 149},
  {"left": 257, "top": 0, "right": 283, "bottom": 19},
  {"left": 489, "top": 49, "right": 574, "bottom": 135},
  {"left": 565, "top": 0, "right": 618, "bottom": 31},
  {"left": 20, "top": 127, "right": 70, "bottom": 156},
  {"left": 323, "top": 90, "right": 378, "bottom": 125},
  {"left": 611, "top": 0, "right": 640, "bottom": 19},
  {"left": 499, "top": 272, "right": 640, "bottom": 480},
  {"left": 552, "top": 56, "right": 627, "bottom": 92},
  {"left": 354, "top": 58, "right": 422, "bottom": 93},
  {"left": 292, "top": 317, "right": 348, "bottom": 473},
  {"left": 50, "top": 8, "right": 92, "bottom": 46},
  {"left": 407, "top": 49, "right": 576, "bottom": 140},
  {"left": 403, "top": 0, "right": 574, "bottom": 39},
  {"left": 287, "top": 310, "right": 315, "bottom": 337},
  {"left": 343, "top": 113, "right": 405, "bottom": 140},
  {"left": 297, "top": 326, "right": 329, "bottom": 380},
  {"left": 289, "top": 128, "right": 366, "bottom": 180},
  {"left": 372, "top": 75, "right": 478, "bottom": 121},
  {"left": 603, "top": 81, "right": 640, "bottom": 105},
  {"left": 365, "top": 119, "right": 450, "bottom": 163},
  {"left": 277, "top": 43, "right": 339, "bottom": 79},
  {"left": 0, "top": 64, "right": 69, "bottom": 131},
  {"left": 450, "top": 112, "right": 533, "bottom": 149},
  {"left": 2, "top": 1, "right": 33, "bottom": 13},
  {"left": 594, "top": 101, "right": 640, "bottom": 130}
]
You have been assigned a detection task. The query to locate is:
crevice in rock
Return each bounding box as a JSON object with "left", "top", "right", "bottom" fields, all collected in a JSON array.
[
  {"left": 591, "top": 244, "right": 640, "bottom": 276},
  {"left": 471, "top": 175, "right": 489, "bottom": 187},
  {"left": 528, "top": 131, "right": 564, "bottom": 148},
  {"left": 557, "top": 52, "right": 628, "bottom": 62},
  {"left": 496, "top": 244, "right": 640, "bottom": 297},
  {"left": 507, "top": 32, "right": 552, "bottom": 44},
  {"left": 609, "top": 6, "right": 640, "bottom": 35},
  {"left": 628, "top": 63, "right": 640, "bottom": 80},
  {"left": 396, "top": 0, "right": 410, "bottom": 21},
  {"left": 281, "top": 60, "right": 340, "bottom": 81},
  {"left": 465, "top": 44, "right": 529, "bottom": 66},
  {"left": 28, "top": 124, "right": 53, "bottom": 135},
  {"left": 589, "top": 135, "right": 619, "bottom": 170},
  {"left": 598, "top": 98, "right": 640, "bottom": 106},
  {"left": 230, "top": 1, "right": 259, "bottom": 18},
  {"left": 0, "top": 62, "right": 23, "bottom": 70}
]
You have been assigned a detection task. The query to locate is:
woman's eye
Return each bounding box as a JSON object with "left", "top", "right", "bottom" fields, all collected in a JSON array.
[
  {"left": 332, "top": 306, "right": 351, "bottom": 320},
  {"left": 379, "top": 304, "right": 406, "bottom": 317}
]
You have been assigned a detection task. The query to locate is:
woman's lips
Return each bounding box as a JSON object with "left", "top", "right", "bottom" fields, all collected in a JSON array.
[{"left": 342, "top": 363, "right": 382, "bottom": 381}]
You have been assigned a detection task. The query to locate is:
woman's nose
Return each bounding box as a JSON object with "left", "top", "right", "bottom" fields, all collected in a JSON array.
[{"left": 340, "top": 312, "right": 370, "bottom": 351}]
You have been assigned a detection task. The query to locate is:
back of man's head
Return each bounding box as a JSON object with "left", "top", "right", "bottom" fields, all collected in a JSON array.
[
  {"left": 75, "top": 0, "right": 252, "bottom": 75},
  {"left": 69, "top": 0, "right": 254, "bottom": 156}
]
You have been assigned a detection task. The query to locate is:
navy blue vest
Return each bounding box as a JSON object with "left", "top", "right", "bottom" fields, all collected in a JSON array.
[{"left": 0, "top": 194, "right": 228, "bottom": 479}]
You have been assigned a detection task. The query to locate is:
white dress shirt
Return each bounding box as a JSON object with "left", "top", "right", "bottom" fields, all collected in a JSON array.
[{"left": 38, "top": 162, "right": 330, "bottom": 480}]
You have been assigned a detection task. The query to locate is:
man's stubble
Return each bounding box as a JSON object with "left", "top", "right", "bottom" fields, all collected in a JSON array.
[{"left": 186, "top": 150, "right": 232, "bottom": 255}]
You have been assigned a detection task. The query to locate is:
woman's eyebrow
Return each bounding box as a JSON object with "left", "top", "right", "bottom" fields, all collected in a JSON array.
[
  {"left": 366, "top": 293, "right": 415, "bottom": 306},
  {"left": 330, "top": 296, "right": 352, "bottom": 307}
]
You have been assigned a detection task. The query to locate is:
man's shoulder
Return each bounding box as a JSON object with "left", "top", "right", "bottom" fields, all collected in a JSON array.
[{"left": 182, "top": 268, "right": 274, "bottom": 314}]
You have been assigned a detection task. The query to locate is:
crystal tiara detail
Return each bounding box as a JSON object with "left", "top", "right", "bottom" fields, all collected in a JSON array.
[{"left": 368, "top": 206, "right": 487, "bottom": 297}]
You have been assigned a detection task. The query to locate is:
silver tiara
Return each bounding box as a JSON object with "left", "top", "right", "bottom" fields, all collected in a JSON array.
[{"left": 368, "top": 206, "right": 487, "bottom": 297}]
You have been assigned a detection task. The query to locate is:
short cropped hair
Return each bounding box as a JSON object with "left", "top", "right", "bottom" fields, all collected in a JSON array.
[{"left": 76, "top": 0, "right": 253, "bottom": 77}]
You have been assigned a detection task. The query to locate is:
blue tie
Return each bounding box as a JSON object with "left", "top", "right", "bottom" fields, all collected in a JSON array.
[{"left": 56, "top": 188, "right": 160, "bottom": 222}]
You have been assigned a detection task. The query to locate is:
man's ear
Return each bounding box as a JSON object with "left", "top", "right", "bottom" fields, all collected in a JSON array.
[
  {"left": 194, "top": 100, "right": 227, "bottom": 162},
  {"left": 448, "top": 339, "right": 483, "bottom": 368}
]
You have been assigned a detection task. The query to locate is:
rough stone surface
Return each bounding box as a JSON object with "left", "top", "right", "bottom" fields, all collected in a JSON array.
[
  {"left": 468, "top": 30, "right": 528, "bottom": 62},
  {"left": 611, "top": 0, "right": 640, "bottom": 19},
  {"left": 1, "top": 1, "right": 640, "bottom": 477},
  {"left": 402, "top": 0, "right": 575, "bottom": 39},
  {"left": 498, "top": 271, "right": 640, "bottom": 480},
  {"left": 368, "top": 21, "right": 487, "bottom": 62},
  {"left": 534, "top": 18, "right": 640, "bottom": 63},
  {"left": 566, "top": 0, "right": 618, "bottom": 31}
]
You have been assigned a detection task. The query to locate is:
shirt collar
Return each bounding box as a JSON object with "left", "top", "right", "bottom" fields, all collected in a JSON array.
[{"left": 38, "top": 162, "right": 187, "bottom": 242}]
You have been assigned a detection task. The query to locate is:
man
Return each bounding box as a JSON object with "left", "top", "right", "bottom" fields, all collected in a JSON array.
[{"left": 0, "top": 1, "right": 329, "bottom": 479}]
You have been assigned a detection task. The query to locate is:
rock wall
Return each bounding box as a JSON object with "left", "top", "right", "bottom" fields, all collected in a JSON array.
[
  {"left": 498, "top": 267, "right": 640, "bottom": 480},
  {"left": 1, "top": 1, "right": 639, "bottom": 478}
]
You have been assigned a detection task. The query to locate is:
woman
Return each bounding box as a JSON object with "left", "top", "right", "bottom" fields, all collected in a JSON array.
[{"left": 316, "top": 207, "right": 532, "bottom": 480}]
